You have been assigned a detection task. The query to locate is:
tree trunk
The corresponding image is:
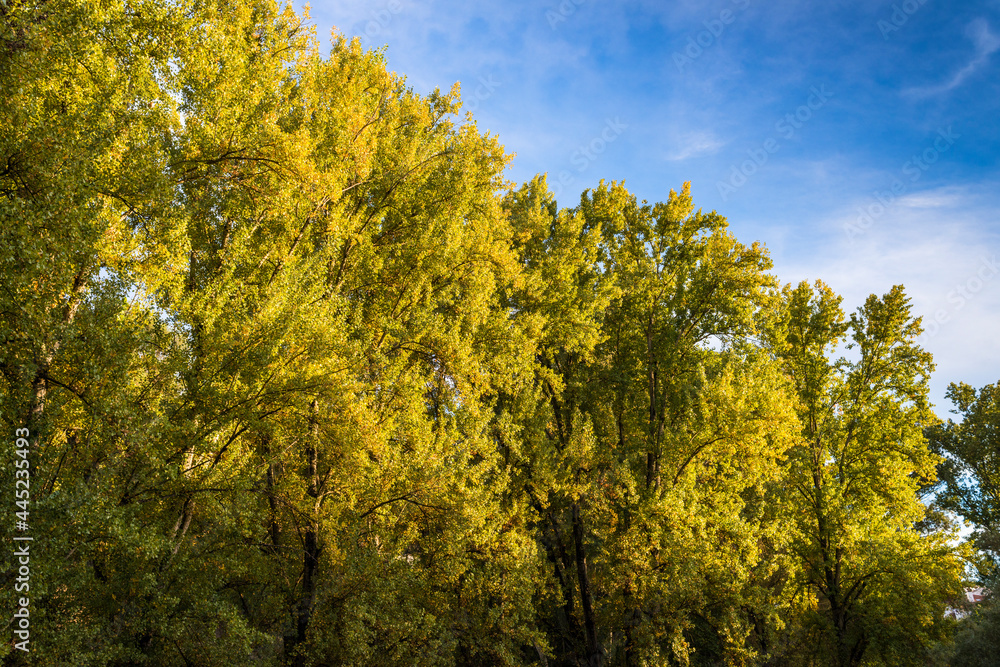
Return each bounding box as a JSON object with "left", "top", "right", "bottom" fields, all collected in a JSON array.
[
  {"left": 289, "top": 401, "right": 321, "bottom": 666},
  {"left": 572, "top": 502, "right": 602, "bottom": 667}
]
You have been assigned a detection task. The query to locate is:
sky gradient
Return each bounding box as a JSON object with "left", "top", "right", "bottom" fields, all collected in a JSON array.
[{"left": 301, "top": 0, "right": 1000, "bottom": 417}]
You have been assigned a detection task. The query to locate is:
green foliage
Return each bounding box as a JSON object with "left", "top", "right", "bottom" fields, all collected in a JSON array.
[
  {"left": 0, "top": 2, "right": 968, "bottom": 665},
  {"left": 928, "top": 380, "right": 1000, "bottom": 584},
  {"left": 762, "top": 282, "right": 964, "bottom": 667},
  {"left": 943, "top": 595, "right": 1000, "bottom": 667}
]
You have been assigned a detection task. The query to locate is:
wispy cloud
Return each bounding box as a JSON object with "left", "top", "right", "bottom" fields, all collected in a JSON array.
[
  {"left": 905, "top": 19, "right": 1000, "bottom": 97},
  {"left": 663, "top": 131, "right": 725, "bottom": 161},
  {"left": 895, "top": 189, "right": 965, "bottom": 209}
]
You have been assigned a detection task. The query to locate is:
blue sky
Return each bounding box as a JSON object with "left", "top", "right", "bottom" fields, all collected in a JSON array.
[{"left": 301, "top": 0, "right": 1000, "bottom": 417}]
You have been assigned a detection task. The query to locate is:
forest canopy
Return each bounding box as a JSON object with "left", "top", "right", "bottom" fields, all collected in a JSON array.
[{"left": 0, "top": 0, "right": 994, "bottom": 665}]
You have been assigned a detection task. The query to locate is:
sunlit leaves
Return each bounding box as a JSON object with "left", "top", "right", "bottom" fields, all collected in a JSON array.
[
  {"left": 764, "top": 282, "right": 963, "bottom": 666},
  {"left": 0, "top": 1, "right": 971, "bottom": 664}
]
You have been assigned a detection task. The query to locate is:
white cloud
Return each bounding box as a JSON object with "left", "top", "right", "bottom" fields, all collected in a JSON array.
[
  {"left": 895, "top": 188, "right": 966, "bottom": 209},
  {"left": 774, "top": 184, "right": 1000, "bottom": 415},
  {"left": 664, "top": 131, "right": 725, "bottom": 161},
  {"left": 905, "top": 19, "right": 1000, "bottom": 97}
]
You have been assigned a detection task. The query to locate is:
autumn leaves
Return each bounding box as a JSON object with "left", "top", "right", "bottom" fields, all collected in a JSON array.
[{"left": 0, "top": 1, "right": 970, "bottom": 665}]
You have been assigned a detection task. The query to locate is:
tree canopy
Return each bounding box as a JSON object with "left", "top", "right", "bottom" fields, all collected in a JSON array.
[{"left": 0, "top": 1, "right": 982, "bottom": 665}]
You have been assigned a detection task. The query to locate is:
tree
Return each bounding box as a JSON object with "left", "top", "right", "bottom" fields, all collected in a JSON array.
[
  {"left": 943, "top": 594, "right": 1000, "bottom": 667},
  {"left": 927, "top": 380, "right": 1000, "bottom": 584},
  {"left": 1, "top": 0, "right": 197, "bottom": 661},
  {"left": 2, "top": 0, "right": 541, "bottom": 663},
  {"left": 0, "top": 1, "right": 971, "bottom": 664},
  {"left": 763, "top": 282, "right": 964, "bottom": 666},
  {"left": 501, "top": 179, "right": 800, "bottom": 666}
]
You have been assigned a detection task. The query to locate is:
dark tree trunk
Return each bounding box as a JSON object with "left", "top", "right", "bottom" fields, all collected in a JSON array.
[
  {"left": 572, "top": 503, "right": 602, "bottom": 667},
  {"left": 289, "top": 401, "right": 321, "bottom": 666}
]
